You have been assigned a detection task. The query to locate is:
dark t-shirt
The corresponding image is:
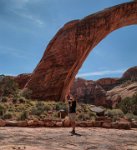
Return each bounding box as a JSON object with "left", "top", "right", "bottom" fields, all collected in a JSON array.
[{"left": 68, "top": 100, "right": 76, "bottom": 113}]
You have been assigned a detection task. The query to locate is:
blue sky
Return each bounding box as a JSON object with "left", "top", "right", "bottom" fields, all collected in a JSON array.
[{"left": 0, "top": 0, "right": 137, "bottom": 80}]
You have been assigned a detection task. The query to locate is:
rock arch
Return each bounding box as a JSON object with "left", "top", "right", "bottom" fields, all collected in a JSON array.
[{"left": 26, "top": 1, "right": 137, "bottom": 101}]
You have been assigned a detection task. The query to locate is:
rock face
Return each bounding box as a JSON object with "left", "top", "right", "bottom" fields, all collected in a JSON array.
[
  {"left": 71, "top": 78, "right": 107, "bottom": 105},
  {"left": 71, "top": 78, "right": 113, "bottom": 107},
  {"left": 71, "top": 66, "right": 137, "bottom": 107},
  {"left": 71, "top": 78, "right": 95, "bottom": 104},
  {"left": 96, "top": 78, "right": 119, "bottom": 91},
  {"left": 25, "top": 2, "right": 137, "bottom": 101},
  {"left": 122, "top": 66, "right": 137, "bottom": 81},
  {"left": 106, "top": 82, "right": 137, "bottom": 107},
  {"left": 15, "top": 73, "right": 31, "bottom": 89}
]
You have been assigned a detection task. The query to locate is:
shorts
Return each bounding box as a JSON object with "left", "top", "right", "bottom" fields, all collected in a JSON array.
[{"left": 68, "top": 113, "right": 76, "bottom": 122}]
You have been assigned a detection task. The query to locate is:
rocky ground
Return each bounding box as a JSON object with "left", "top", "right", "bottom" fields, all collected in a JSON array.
[{"left": 0, "top": 127, "right": 137, "bottom": 150}]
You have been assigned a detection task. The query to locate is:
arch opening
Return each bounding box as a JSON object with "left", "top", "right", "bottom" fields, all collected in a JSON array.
[{"left": 71, "top": 25, "right": 137, "bottom": 105}]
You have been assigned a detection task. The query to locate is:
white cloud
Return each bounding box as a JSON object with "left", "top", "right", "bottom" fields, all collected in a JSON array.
[
  {"left": 7, "top": 0, "right": 45, "bottom": 27},
  {"left": 76, "top": 69, "right": 126, "bottom": 77},
  {"left": 17, "top": 11, "right": 44, "bottom": 26}
]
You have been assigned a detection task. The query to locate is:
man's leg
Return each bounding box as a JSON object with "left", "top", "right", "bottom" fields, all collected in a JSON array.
[
  {"left": 71, "top": 120, "right": 76, "bottom": 133},
  {"left": 70, "top": 113, "right": 76, "bottom": 134}
]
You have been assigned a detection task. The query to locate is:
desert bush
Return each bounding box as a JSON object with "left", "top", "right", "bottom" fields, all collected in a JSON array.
[
  {"left": 0, "top": 104, "right": 6, "bottom": 116},
  {"left": 52, "top": 112, "right": 59, "bottom": 119},
  {"left": 18, "top": 97, "right": 26, "bottom": 104},
  {"left": 14, "top": 104, "right": 28, "bottom": 113},
  {"left": 77, "top": 110, "right": 96, "bottom": 121},
  {"left": 88, "top": 111, "right": 96, "bottom": 118},
  {"left": 2, "top": 112, "right": 12, "bottom": 119},
  {"left": 77, "top": 113, "right": 90, "bottom": 121},
  {"left": 30, "top": 102, "right": 46, "bottom": 116},
  {"left": 55, "top": 102, "right": 67, "bottom": 111},
  {"left": 18, "top": 111, "right": 28, "bottom": 121},
  {"left": 8, "top": 106, "right": 15, "bottom": 112},
  {"left": 118, "top": 94, "right": 137, "bottom": 115},
  {"left": 44, "top": 103, "right": 51, "bottom": 112},
  {"left": 125, "top": 113, "right": 137, "bottom": 121},
  {"left": 12, "top": 98, "right": 18, "bottom": 104},
  {"left": 20, "top": 88, "right": 32, "bottom": 99},
  {"left": 1, "top": 96, "right": 9, "bottom": 102},
  {"left": 105, "top": 109, "right": 124, "bottom": 121},
  {"left": 0, "top": 77, "right": 19, "bottom": 97}
]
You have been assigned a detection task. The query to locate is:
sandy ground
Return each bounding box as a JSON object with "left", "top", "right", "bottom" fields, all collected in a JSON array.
[{"left": 0, "top": 127, "right": 137, "bottom": 150}]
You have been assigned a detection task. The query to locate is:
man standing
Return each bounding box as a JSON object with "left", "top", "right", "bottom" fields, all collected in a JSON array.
[{"left": 66, "top": 95, "right": 77, "bottom": 135}]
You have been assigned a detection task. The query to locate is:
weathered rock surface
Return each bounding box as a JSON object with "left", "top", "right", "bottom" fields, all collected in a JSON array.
[
  {"left": 15, "top": 73, "right": 31, "bottom": 89},
  {"left": 0, "top": 119, "right": 6, "bottom": 127},
  {"left": 71, "top": 66, "right": 137, "bottom": 106},
  {"left": 71, "top": 78, "right": 107, "bottom": 106},
  {"left": 25, "top": 1, "right": 137, "bottom": 101},
  {"left": 122, "top": 66, "right": 137, "bottom": 81},
  {"left": 0, "top": 127, "right": 137, "bottom": 150},
  {"left": 106, "top": 82, "right": 137, "bottom": 107},
  {"left": 96, "top": 78, "right": 120, "bottom": 91}
]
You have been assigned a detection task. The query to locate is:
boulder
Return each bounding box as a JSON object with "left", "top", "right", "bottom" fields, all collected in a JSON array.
[
  {"left": 27, "top": 120, "right": 39, "bottom": 127},
  {"left": 94, "top": 121, "right": 102, "bottom": 127},
  {"left": 112, "top": 121, "right": 131, "bottom": 130},
  {"left": 44, "top": 121, "right": 55, "bottom": 127},
  {"left": 5, "top": 121, "right": 18, "bottom": 127},
  {"left": 17, "top": 121, "right": 28, "bottom": 127},
  {"left": 55, "top": 122, "right": 63, "bottom": 127},
  {"left": 0, "top": 119, "right": 6, "bottom": 127},
  {"left": 131, "top": 121, "right": 137, "bottom": 128},
  {"left": 102, "top": 122, "right": 112, "bottom": 128}
]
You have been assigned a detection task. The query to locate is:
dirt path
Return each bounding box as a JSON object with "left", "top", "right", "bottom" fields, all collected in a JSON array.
[{"left": 0, "top": 127, "right": 137, "bottom": 150}]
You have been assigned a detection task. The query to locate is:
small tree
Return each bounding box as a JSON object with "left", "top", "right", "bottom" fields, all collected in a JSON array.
[{"left": 118, "top": 94, "right": 137, "bottom": 115}]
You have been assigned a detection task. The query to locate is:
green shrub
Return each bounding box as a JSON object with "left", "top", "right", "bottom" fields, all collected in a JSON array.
[
  {"left": 77, "top": 111, "right": 96, "bottom": 121},
  {"left": 0, "top": 77, "right": 19, "bottom": 97},
  {"left": 55, "top": 102, "right": 67, "bottom": 111},
  {"left": 52, "top": 112, "right": 59, "bottom": 119},
  {"left": 77, "top": 113, "right": 89, "bottom": 121},
  {"left": 118, "top": 94, "right": 137, "bottom": 115},
  {"left": 1, "top": 96, "right": 9, "bottom": 102},
  {"left": 0, "top": 104, "right": 6, "bottom": 116},
  {"left": 18, "top": 111, "right": 28, "bottom": 121},
  {"left": 12, "top": 98, "right": 18, "bottom": 104},
  {"left": 105, "top": 109, "right": 124, "bottom": 120},
  {"left": 18, "top": 97, "right": 26, "bottom": 104},
  {"left": 125, "top": 113, "right": 137, "bottom": 121},
  {"left": 8, "top": 106, "right": 15, "bottom": 112},
  {"left": 30, "top": 102, "right": 46, "bottom": 116},
  {"left": 44, "top": 103, "right": 51, "bottom": 112},
  {"left": 2, "top": 112, "right": 12, "bottom": 119},
  {"left": 20, "top": 88, "right": 32, "bottom": 99}
]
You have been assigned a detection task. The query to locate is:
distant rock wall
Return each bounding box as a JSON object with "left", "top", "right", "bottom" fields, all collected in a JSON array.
[
  {"left": 71, "top": 66, "right": 137, "bottom": 107},
  {"left": 96, "top": 78, "right": 120, "bottom": 91}
]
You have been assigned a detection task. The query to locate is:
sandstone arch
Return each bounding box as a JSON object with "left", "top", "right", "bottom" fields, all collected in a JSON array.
[{"left": 26, "top": 1, "right": 137, "bottom": 101}]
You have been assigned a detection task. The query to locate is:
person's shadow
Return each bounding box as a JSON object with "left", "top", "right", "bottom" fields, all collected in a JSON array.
[{"left": 71, "top": 132, "right": 82, "bottom": 136}]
